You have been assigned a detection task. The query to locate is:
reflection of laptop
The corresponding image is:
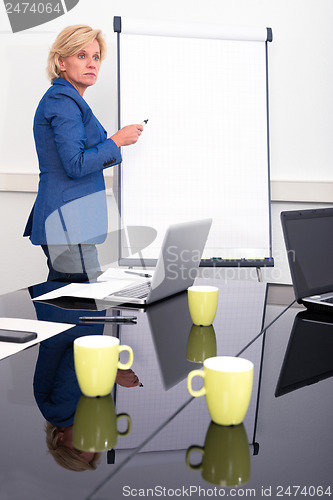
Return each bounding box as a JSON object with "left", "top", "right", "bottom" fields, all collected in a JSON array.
[
  {"left": 281, "top": 208, "right": 333, "bottom": 312},
  {"left": 105, "top": 219, "right": 212, "bottom": 306},
  {"left": 275, "top": 311, "right": 333, "bottom": 397},
  {"left": 146, "top": 291, "right": 198, "bottom": 389}
]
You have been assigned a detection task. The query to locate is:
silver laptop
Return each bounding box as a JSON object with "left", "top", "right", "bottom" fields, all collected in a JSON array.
[
  {"left": 281, "top": 208, "right": 333, "bottom": 312},
  {"left": 104, "top": 218, "right": 212, "bottom": 306}
]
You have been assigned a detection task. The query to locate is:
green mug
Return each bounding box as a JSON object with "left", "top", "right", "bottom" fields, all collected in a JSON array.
[
  {"left": 187, "top": 356, "right": 254, "bottom": 426},
  {"left": 188, "top": 286, "right": 219, "bottom": 326},
  {"left": 73, "top": 395, "right": 131, "bottom": 452},
  {"left": 74, "top": 335, "right": 133, "bottom": 397},
  {"left": 186, "top": 324, "right": 217, "bottom": 362},
  {"left": 186, "top": 422, "right": 250, "bottom": 486}
]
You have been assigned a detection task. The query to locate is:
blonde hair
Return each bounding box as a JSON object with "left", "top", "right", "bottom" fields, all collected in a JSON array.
[
  {"left": 47, "top": 25, "right": 106, "bottom": 83},
  {"left": 45, "top": 422, "right": 101, "bottom": 472}
]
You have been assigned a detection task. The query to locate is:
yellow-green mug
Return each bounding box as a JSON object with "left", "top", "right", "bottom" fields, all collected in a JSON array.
[
  {"left": 186, "top": 422, "right": 250, "bottom": 486},
  {"left": 74, "top": 335, "right": 133, "bottom": 397},
  {"left": 186, "top": 324, "right": 217, "bottom": 362},
  {"left": 73, "top": 395, "right": 131, "bottom": 452},
  {"left": 187, "top": 286, "right": 219, "bottom": 326},
  {"left": 187, "top": 356, "right": 253, "bottom": 426}
]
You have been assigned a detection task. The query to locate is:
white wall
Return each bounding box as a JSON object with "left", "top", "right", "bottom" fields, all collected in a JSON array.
[
  {"left": 0, "top": 192, "right": 48, "bottom": 293},
  {"left": 1, "top": 0, "right": 333, "bottom": 295},
  {"left": 1, "top": 0, "right": 333, "bottom": 181}
]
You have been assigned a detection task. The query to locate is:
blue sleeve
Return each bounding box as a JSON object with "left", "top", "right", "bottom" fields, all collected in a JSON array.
[
  {"left": 33, "top": 334, "right": 79, "bottom": 425},
  {"left": 43, "top": 92, "right": 122, "bottom": 179}
]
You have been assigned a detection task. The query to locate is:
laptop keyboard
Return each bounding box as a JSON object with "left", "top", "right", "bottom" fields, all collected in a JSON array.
[
  {"left": 321, "top": 297, "right": 333, "bottom": 304},
  {"left": 113, "top": 281, "right": 152, "bottom": 299}
]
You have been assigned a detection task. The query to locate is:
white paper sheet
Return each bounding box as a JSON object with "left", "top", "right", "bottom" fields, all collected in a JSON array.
[
  {"left": 0, "top": 318, "right": 75, "bottom": 361},
  {"left": 32, "top": 280, "right": 135, "bottom": 302}
]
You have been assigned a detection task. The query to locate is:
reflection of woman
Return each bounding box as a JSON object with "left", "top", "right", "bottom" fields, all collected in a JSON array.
[
  {"left": 34, "top": 327, "right": 139, "bottom": 472},
  {"left": 30, "top": 289, "right": 140, "bottom": 471},
  {"left": 45, "top": 422, "right": 100, "bottom": 472},
  {"left": 24, "top": 25, "right": 143, "bottom": 282},
  {"left": 33, "top": 325, "right": 103, "bottom": 471}
]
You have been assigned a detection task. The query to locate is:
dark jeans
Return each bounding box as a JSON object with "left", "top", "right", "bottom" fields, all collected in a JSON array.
[{"left": 42, "top": 244, "right": 101, "bottom": 283}]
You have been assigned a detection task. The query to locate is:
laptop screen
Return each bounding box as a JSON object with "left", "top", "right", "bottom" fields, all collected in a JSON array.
[{"left": 281, "top": 208, "right": 333, "bottom": 300}]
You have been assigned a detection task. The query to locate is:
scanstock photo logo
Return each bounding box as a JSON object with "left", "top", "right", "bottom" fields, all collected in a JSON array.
[{"left": 4, "top": 0, "right": 79, "bottom": 32}]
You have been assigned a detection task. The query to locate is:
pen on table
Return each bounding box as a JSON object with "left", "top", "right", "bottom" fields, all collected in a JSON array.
[
  {"left": 125, "top": 270, "right": 151, "bottom": 278},
  {"left": 79, "top": 316, "right": 137, "bottom": 323}
]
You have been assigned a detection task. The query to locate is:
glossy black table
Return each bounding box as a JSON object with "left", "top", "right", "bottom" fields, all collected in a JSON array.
[{"left": 0, "top": 279, "right": 332, "bottom": 500}]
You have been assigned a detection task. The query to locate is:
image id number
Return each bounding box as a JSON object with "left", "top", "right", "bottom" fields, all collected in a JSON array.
[
  {"left": 5, "top": 2, "right": 62, "bottom": 14},
  {"left": 276, "top": 485, "right": 332, "bottom": 497}
]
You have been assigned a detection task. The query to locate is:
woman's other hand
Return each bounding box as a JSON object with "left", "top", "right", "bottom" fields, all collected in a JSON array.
[{"left": 115, "top": 368, "right": 140, "bottom": 387}]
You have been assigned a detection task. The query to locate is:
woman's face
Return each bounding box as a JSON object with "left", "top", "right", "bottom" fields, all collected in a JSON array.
[{"left": 59, "top": 38, "right": 101, "bottom": 96}]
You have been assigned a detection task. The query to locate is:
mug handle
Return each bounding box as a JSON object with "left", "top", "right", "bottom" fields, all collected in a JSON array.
[
  {"left": 186, "top": 446, "right": 204, "bottom": 470},
  {"left": 118, "top": 345, "right": 133, "bottom": 369},
  {"left": 116, "top": 413, "right": 131, "bottom": 436},
  {"left": 187, "top": 370, "right": 206, "bottom": 397}
]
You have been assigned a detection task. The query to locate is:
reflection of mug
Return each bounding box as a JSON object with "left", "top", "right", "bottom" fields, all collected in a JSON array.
[
  {"left": 186, "top": 324, "right": 217, "bottom": 362},
  {"left": 73, "top": 395, "right": 131, "bottom": 452},
  {"left": 74, "top": 335, "right": 133, "bottom": 397},
  {"left": 188, "top": 286, "right": 219, "bottom": 326},
  {"left": 187, "top": 356, "right": 253, "bottom": 425},
  {"left": 186, "top": 422, "right": 250, "bottom": 486}
]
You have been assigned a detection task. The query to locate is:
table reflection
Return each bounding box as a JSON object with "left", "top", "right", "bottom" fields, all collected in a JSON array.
[
  {"left": 114, "top": 281, "right": 267, "bottom": 452},
  {"left": 275, "top": 310, "right": 333, "bottom": 397},
  {"left": 1, "top": 280, "right": 309, "bottom": 500},
  {"left": 81, "top": 280, "right": 268, "bottom": 499},
  {"left": 73, "top": 395, "right": 131, "bottom": 452},
  {"left": 186, "top": 324, "right": 217, "bottom": 363},
  {"left": 30, "top": 286, "right": 139, "bottom": 472},
  {"left": 186, "top": 422, "right": 250, "bottom": 487}
]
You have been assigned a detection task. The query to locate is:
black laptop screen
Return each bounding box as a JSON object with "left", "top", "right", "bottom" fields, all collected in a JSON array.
[{"left": 281, "top": 210, "right": 333, "bottom": 300}]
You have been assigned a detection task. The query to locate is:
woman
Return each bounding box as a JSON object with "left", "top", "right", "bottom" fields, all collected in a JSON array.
[{"left": 24, "top": 25, "right": 143, "bottom": 282}]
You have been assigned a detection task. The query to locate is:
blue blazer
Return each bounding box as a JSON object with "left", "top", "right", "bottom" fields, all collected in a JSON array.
[{"left": 24, "top": 77, "right": 122, "bottom": 245}]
